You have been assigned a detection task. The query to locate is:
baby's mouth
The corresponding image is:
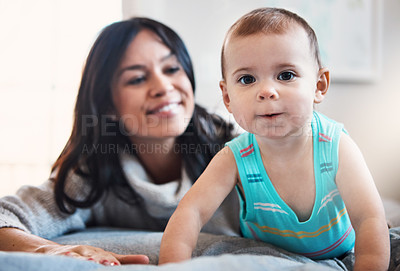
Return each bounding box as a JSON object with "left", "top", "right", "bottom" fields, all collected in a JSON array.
[{"left": 263, "top": 113, "right": 282, "bottom": 118}]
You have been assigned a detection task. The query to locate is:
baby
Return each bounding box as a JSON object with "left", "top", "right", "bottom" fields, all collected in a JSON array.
[{"left": 159, "top": 7, "right": 389, "bottom": 271}]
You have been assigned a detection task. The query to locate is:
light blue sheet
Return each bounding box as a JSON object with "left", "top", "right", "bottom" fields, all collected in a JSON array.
[
  {"left": 0, "top": 252, "right": 336, "bottom": 271},
  {"left": 1, "top": 227, "right": 399, "bottom": 271}
]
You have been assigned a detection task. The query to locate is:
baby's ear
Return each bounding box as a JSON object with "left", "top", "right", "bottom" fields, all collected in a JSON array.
[
  {"left": 220, "top": 80, "right": 233, "bottom": 113},
  {"left": 314, "top": 68, "right": 330, "bottom": 104}
]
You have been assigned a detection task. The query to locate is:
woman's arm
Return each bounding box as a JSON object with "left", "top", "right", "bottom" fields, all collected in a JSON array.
[
  {"left": 0, "top": 179, "right": 149, "bottom": 265},
  {"left": 158, "top": 146, "right": 238, "bottom": 264},
  {"left": 0, "top": 227, "right": 57, "bottom": 252},
  {"left": 336, "top": 133, "right": 389, "bottom": 271},
  {"left": 0, "top": 227, "right": 149, "bottom": 265},
  {"left": 0, "top": 180, "right": 92, "bottom": 238}
]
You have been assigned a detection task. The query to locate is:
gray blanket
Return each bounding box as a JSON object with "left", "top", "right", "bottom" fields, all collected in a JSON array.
[{"left": 1, "top": 227, "right": 400, "bottom": 271}]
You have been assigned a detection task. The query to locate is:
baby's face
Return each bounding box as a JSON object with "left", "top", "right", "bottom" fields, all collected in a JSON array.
[{"left": 220, "top": 25, "right": 322, "bottom": 139}]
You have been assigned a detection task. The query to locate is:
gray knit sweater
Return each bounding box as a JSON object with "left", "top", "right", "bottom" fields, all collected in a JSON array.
[{"left": 0, "top": 154, "right": 240, "bottom": 239}]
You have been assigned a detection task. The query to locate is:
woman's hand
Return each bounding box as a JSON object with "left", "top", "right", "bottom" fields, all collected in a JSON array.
[
  {"left": 36, "top": 244, "right": 150, "bottom": 266},
  {"left": 0, "top": 228, "right": 149, "bottom": 266}
]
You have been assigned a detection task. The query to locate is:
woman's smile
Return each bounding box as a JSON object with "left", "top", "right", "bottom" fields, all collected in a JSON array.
[{"left": 146, "top": 101, "right": 183, "bottom": 117}]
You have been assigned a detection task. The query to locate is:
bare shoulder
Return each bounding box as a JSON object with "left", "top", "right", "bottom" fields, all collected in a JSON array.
[
  {"left": 204, "top": 145, "right": 235, "bottom": 166},
  {"left": 206, "top": 146, "right": 237, "bottom": 175},
  {"left": 184, "top": 146, "right": 238, "bottom": 209},
  {"left": 336, "top": 133, "right": 387, "bottom": 234},
  {"left": 336, "top": 131, "right": 378, "bottom": 208},
  {"left": 337, "top": 132, "right": 367, "bottom": 170}
]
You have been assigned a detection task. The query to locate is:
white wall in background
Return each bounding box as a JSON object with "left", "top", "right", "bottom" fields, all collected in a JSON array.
[{"left": 0, "top": 0, "right": 122, "bottom": 197}]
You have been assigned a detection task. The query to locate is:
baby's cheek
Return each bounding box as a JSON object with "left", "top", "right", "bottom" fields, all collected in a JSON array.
[{"left": 233, "top": 112, "right": 251, "bottom": 131}]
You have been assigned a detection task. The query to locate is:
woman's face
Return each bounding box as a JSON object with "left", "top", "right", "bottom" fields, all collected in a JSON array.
[{"left": 112, "top": 30, "right": 195, "bottom": 143}]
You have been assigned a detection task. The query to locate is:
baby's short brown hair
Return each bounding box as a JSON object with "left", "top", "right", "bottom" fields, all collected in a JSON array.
[{"left": 221, "top": 7, "right": 322, "bottom": 79}]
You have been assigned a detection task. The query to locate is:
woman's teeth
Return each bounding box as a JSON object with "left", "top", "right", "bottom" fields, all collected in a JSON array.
[{"left": 155, "top": 103, "right": 178, "bottom": 113}]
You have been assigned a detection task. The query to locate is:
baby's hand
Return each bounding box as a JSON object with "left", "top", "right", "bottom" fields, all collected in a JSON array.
[{"left": 36, "top": 244, "right": 149, "bottom": 266}]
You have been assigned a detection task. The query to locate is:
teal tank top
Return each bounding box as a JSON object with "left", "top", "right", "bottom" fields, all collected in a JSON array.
[{"left": 226, "top": 111, "right": 355, "bottom": 259}]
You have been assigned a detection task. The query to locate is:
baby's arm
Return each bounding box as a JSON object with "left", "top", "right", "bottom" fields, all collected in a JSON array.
[
  {"left": 336, "top": 133, "right": 389, "bottom": 271},
  {"left": 158, "top": 146, "right": 238, "bottom": 265}
]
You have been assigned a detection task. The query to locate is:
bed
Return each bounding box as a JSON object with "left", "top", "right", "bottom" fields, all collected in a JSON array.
[{"left": 1, "top": 199, "right": 400, "bottom": 271}]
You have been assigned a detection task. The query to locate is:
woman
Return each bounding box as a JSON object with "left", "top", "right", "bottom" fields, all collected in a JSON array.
[{"left": 0, "top": 17, "right": 239, "bottom": 266}]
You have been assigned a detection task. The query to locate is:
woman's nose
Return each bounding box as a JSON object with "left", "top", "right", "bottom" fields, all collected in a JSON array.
[
  {"left": 149, "top": 73, "right": 174, "bottom": 97},
  {"left": 257, "top": 83, "right": 279, "bottom": 101}
]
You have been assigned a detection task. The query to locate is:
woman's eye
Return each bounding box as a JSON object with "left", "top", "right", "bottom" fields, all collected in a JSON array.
[
  {"left": 238, "top": 75, "right": 256, "bottom": 85},
  {"left": 278, "top": 71, "right": 295, "bottom": 81},
  {"left": 127, "top": 76, "right": 146, "bottom": 85},
  {"left": 165, "top": 66, "right": 180, "bottom": 74}
]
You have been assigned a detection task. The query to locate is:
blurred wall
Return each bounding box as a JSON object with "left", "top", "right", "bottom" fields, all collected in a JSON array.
[
  {"left": 0, "top": 1, "right": 122, "bottom": 197},
  {"left": 316, "top": 0, "right": 400, "bottom": 201},
  {"left": 123, "top": 0, "right": 400, "bottom": 201}
]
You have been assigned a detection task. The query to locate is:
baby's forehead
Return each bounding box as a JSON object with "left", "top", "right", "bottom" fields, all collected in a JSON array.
[
  {"left": 225, "top": 25, "right": 315, "bottom": 59},
  {"left": 222, "top": 28, "right": 318, "bottom": 72},
  {"left": 228, "top": 23, "right": 306, "bottom": 43}
]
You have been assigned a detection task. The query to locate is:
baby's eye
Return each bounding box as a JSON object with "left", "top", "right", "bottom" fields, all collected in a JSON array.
[
  {"left": 277, "top": 71, "right": 295, "bottom": 81},
  {"left": 127, "top": 76, "right": 146, "bottom": 85},
  {"left": 238, "top": 75, "right": 256, "bottom": 85},
  {"left": 165, "top": 66, "right": 180, "bottom": 74}
]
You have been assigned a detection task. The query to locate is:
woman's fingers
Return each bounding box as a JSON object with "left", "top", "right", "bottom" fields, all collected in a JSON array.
[
  {"left": 62, "top": 251, "right": 87, "bottom": 261},
  {"left": 115, "top": 254, "right": 150, "bottom": 265},
  {"left": 59, "top": 245, "right": 120, "bottom": 266},
  {"left": 39, "top": 244, "right": 149, "bottom": 266}
]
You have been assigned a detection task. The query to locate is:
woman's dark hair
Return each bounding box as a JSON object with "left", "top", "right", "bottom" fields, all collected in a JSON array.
[{"left": 51, "top": 17, "right": 234, "bottom": 213}]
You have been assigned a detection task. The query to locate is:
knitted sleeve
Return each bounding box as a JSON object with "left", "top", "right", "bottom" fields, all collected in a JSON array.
[{"left": 0, "top": 175, "right": 92, "bottom": 239}]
